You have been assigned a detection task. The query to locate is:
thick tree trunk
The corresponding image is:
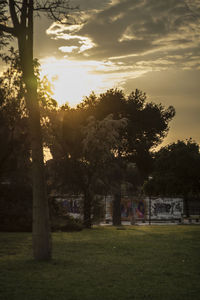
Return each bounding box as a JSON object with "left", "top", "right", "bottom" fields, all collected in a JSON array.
[
  {"left": 17, "top": 0, "right": 51, "bottom": 260},
  {"left": 83, "top": 188, "right": 92, "bottom": 228},
  {"left": 1, "top": 0, "right": 52, "bottom": 260},
  {"left": 25, "top": 77, "right": 52, "bottom": 260},
  {"left": 112, "top": 185, "right": 121, "bottom": 226}
]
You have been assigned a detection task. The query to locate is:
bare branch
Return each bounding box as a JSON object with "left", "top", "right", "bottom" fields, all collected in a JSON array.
[
  {"left": 0, "top": 23, "right": 16, "bottom": 35},
  {"left": 9, "top": 0, "right": 20, "bottom": 29},
  {"left": 21, "top": 0, "right": 28, "bottom": 27},
  {"left": 33, "top": 0, "right": 79, "bottom": 24},
  {"left": 0, "top": 0, "right": 80, "bottom": 49}
]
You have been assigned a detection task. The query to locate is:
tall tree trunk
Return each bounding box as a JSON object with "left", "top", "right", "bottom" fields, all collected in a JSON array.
[
  {"left": 83, "top": 187, "right": 92, "bottom": 228},
  {"left": 26, "top": 76, "right": 52, "bottom": 260},
  {"left": 18, "top": 0, "right": 52, "bottom": 260},
  {"left": 112, "top": 185, "right": 121, "bottom": 226}
]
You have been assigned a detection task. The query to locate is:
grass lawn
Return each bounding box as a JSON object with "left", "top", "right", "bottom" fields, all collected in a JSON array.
[{"left": 0, "top": 225, "right": 200, "bottom": 300}]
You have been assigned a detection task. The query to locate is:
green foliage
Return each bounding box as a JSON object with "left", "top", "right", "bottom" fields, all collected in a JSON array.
[
  {"left": 78, "top": 88, "right": 175, "bottom": 177},
  {"left": 0, "top": 185, "right": 83, "bottom": 232},
  {"left": 47, "top": 88, "right": 175, "bottom": 226},
  {"left": 49, "top": 88, "right": 175, "bottom": 189},
  {"left": 47, "top": 105, "right": 129, "bottom": 227},
  {"left": 82, "top": 114, "right": 127, "bottom": 169},
  {"left": 51, "top": 214, "right": 83, "bottom": 232},
  {"left": 49, "top": 198, "right": 83, "bottom": 232},
  {"left": 0, "top": 0, "right": 10, "bottom": 48},
  {"left": 47, "top": 108, "right": 127, "bottom": 188},
  {"left": 0, "top": 0, "right": 76, "bottom": 261},
  {"left": 0, "top": 50, "right": 57, "bottom": 184},
  {"left": 0, "top": 53, "right": 31, "bottom": 184},
  {"left": 144, "top": 139, "right": 200, "bottom": 196}
]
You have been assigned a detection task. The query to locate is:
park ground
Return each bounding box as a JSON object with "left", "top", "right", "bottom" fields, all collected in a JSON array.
[{"left": 0, "top": 225, "right": 200, "bottom": 300}]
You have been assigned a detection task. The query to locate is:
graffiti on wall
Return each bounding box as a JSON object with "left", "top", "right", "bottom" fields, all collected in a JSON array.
[
  {"left": 135, "top": 201, "right": 145, "bottom": 219},
  {"left": 121, "top": 199, "right": 133, "bottom": 219},
  {"left": 150, "top": 198, "right": 183, "bottom": 219},
  {"left": 119, "top": 197, "right": 183, "bottom": 220},
  {"left": 120, "top": 198, "right": 146, "bottom": 220},
  {"left": 61, "top": 199, "right": 81, "bottom": 214}
]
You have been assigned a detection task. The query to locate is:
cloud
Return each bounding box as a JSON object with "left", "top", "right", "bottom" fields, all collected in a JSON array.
[
  {"left": 35, "top": 0, "right": 200, "bottom": 146},
  {"left": 35, "top": 0, "right": 200, "bottom": 111},
  {"left": 45, "top": 0, "right": 200, "bottom": 73},
  {"left": 59, "top": 46, "right": 78, "bottom": 53}
]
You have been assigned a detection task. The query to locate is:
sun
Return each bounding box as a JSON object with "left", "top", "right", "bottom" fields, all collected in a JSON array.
[
  {"left": 40, "top": 57, "right": 147, "bottom": 107},
  {"left": 40, "top": 57, "right": 112, "bottom": 107}
]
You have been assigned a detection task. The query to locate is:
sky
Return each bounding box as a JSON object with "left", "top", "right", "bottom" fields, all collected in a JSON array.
[{"left": 2, "top": 0, "right": 200, "bottom": 147}]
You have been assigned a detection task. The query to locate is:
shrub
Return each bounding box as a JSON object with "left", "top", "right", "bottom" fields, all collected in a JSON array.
[
  {"left": 0, "top": 188, "right": 83, "bottom": 232},
  {"left": 51, "top": 215, "right": 83, "bottom": 232},
  {"left": 0, "top": 184, "right": 32, "bottom": 232}
]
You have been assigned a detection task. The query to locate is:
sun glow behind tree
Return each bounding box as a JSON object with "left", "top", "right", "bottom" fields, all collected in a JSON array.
[{"left": 40, "top": 57, "right": 147, "bottom": 107}]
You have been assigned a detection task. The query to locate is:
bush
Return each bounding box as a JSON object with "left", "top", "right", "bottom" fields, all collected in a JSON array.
[
  {"left": 0, "top": 184, "right": 32, "bottom": 232},
  {"left": 51, "top": 215, "right": 83, "bottom": 232},
  {"left": 0, "top": 188, "right": 83, "bottom": 232},
  {"left": 49, "top": 197, "right": 83, "bottom": 232}
]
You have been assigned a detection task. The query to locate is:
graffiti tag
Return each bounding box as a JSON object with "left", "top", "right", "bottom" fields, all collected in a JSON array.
[{"left": 152, "top": 200, "right": 182, "bottom": 217}]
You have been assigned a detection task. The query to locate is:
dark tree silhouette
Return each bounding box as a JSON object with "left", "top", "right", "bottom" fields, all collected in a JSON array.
[
  {"left": 47, "top": 89, "right": 175, "bottom": 227},
  {"left": 0, "top": 50, "right": 60, "bottom": 233},
  {"left": 0, "top": 0, "right": 77, "bottom": 260},
  {"left": 47, "top": 107, "right": 127, "bottom": 228},
  {"left": 144, "top": 139, "right": 200, "bottom": 216},
  {"left": 78, "top": 89, "right": 175, "bottom": 225}
]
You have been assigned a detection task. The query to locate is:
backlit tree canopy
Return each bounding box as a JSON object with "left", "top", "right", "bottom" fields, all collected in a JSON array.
[
  {"left": 46, "top": 88, "right": 175, "bottom": 226},
  {"left": 144, "top": 139, "right": 200, "bottom": 197}
]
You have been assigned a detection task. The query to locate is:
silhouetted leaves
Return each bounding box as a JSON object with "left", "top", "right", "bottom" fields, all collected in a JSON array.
[{"left": 144, "top": 139, "right": 200, "bottom": 197}]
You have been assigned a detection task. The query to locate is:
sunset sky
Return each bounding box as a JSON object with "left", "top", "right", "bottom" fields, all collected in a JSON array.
[{"left": 2, "top": 0, "right": 200, "bottom": 146}]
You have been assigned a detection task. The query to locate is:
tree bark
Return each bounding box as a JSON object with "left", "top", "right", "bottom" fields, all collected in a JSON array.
[
  {"left": 17, "top": 0, "right": 52, "bottom": 260},
  {"left": 25, "top": 75, "right": 52, "bottom": 260},
  {"left": 112, "top": 185, "right": 121, "bottom": 226},
  {"left": 83, "top": 187, "right": 92, "bottom": 228}
]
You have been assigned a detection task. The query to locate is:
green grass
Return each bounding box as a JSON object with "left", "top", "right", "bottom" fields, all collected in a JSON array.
[{"left": 0, "top": 226, "right": 200, "bottom": 300}]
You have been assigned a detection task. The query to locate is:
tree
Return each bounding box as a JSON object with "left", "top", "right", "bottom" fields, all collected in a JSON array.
[
  {"left": 81, "top": 114, "right": 127, "bottom": 227},
  {"left": 47, "top": 89, "right": 174, "bottom": 226},
  {"left": 0, "top": 50, "right": 60, "bottom": 234},
  {"left": 0, "top": 1, "right": 10, "bottom": 47},
  {"left": 0, "top": 50, "right": 31, "bottom": 184},
  {"left": 0, "top": 1, "right": 76, "bottom": 259},
  {"left": 144, "top": 139, "right": 200, "bottom": 198},
  {"left": 79, "top": 89, "right": 175, "bottom": 175},
  {"left": 0, "top": 49, "right": 57, "bottom": 181},
  {"left": 78, "top": 89, "right": 175, "bottom": 225},
  {"left": 47, "top": 107, "right": 127, "bottom": 228}
]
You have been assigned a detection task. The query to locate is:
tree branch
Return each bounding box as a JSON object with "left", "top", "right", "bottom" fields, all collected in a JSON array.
[
  {"left": 33, "top": 0, "right": 79, "bottom": 24},
  {"left": 0, "top": 23, "right": 16, "bottom": 36},
  {"left": 21, "top": 0, "right": 28, "bottom": 27},
  {"left": 9, "top": 0, "right": 20, "bottom": 29}
]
